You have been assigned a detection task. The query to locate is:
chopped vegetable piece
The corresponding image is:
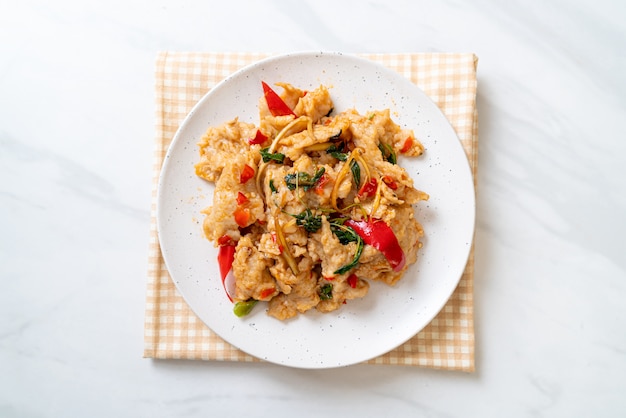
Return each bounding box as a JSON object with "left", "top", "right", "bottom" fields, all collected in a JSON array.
[
  {"left": 233, "top": 300, "right": 258, "bottom": 317},
  {"left": 333, "top": 235, "right": 363, "bottom": 275},
  {"left": 234, "top": 207, "right": 250, "bottom": 227},
  {"left": 274, "top": 215, "right": 299, "bottom": 275},
  {"left": 331, "top": 148, "right": 363, "bottom": 210},
  {"left": 290, "top": 208, "right": 322, "bottom": 233},
  {"left": 350, "top": 160, "right": 361, "bottom": 190},
  {"left": 260, "top": 148, "right": 286, "bottom": 163},
  {"left": 248, "top": 129, "right": 268, "bottom": 145},
  {"left": 329, "top": 217, "right": 356, "bottom": 244},
  {"left": 313, "top": 173, "right": 330, "bottom": 195},
  {"left": 262, "top": 81, "right": 296, "bottom": 117},
  {"left": 382, "top": 175, "right": 398, "bottom": 190},
  {"left": 304, "top": 142, "right": 333, "bottom": 152},
  {"left": 326, "top": 142, "right": 348, "bottom": 161},
  {"left": 259, "top": 287, "right": 276, "bottom": 299},
  {"left": 400, "top": 136, "right": 413, "bottom": 153},
  {"left": 270, "top": 232, "right": 284, "bottom": 253},
  {"left": 328, "top": 220, "right": 364, "bottom": 275},
  {"left": 329, "top": 130, "right": 342, "bottom": 141},
  {"left": 358, "top": 177, "right": 378, "bottom": 198},
  {"left": 218, "top": 244, "right": 236, "bottom": 281},
  {"left": 378, "top": 142, "right": 397, "bottom": 164},
  {"left": 284, "top": 167, "right": 326, "bottom": 191},
  {"left": 236, "top": 191, "right": 249, "bottom": 205},
  {"left": 240, "top": 164, "right": 255, "bottom": 183},
  {"left": 345, "top": 218, "right": 406, "bottom": 272},
  {"left": 218, "top": 244, "right": 236, "bottom": 301},
  {"left": 217, "top": 234, "right": 234, "bottom": 246},
  {"left": 319, "top": 283, "right": 333, "bottom": 300},
  {"left": 269, "top": 179, "right": 277, "bottom": 193},
  {"left": 347, "top": 274, "right": 358, "bottom": 288}
]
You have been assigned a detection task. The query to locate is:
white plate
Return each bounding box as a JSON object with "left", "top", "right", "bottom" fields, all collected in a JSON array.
[{"left": 157, "top": 52, "right": 475, "bottom": 369}]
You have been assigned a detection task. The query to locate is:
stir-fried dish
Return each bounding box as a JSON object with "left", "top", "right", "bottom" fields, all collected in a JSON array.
[{"left": 194, "top": 81, "right": 429, "bottom": 320}]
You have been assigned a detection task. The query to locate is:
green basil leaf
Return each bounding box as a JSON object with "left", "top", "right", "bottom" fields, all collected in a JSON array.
[
  {"left": 260, "top": 147, "right": 285, "bottom": 163},
  {"left": 319, "top": 283, "right": 333, "bottom": 300},
  {"left": 378, "top": 142, "right": 397, "bottom": 164},
  {"left": 350, "top": 160, "right": 360, "bottom": 188},
  {"left": 333, "top": 236, "right": 364, "bottom": 275}
]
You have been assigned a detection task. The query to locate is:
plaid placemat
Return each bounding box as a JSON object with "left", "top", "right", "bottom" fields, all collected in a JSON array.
[{"left": 144, "top": 52, "right": 478, "bottom": 371}]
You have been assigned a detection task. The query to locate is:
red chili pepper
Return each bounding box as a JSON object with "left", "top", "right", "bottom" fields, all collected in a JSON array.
[
  {"left": 270, "top": 232, "right": 284, "bottom": 254},
  {"left": 217, "top": 234, "right": 234, "bottom": 246},
  {"left": 344, "top": 218, "right": 406, "bottom": 272},
  {"left": 240, "top": 164, "right": 255, "bottom": 184},
  {"left": 236, "top": 191, "right": 249, "bottom": 205},
  {"left": 248, "top": 129, "right": 268, "bottom": 145},
  {"left": 400, "top": 137, "right": 413, "bottom": 153},
  {"left": 347, "top": 273, "right": 358, "bottom": 288},
  {"left": 234, "top": 207, "right": 250, "bottom": 227},
  {"left": 259, "top": 288, "right": 276, "bottom": 299},
  {"left": 217, "top": 244, "right": 236, "bottom": 301},
  {"left": 313, "top": 173, "right": 330, "bottom": 195},
  {"left": 262, "top": 81, "right": 296, "bottom": 117},
  {"left": 382, "top": 175, "right": 398, "bottom": 190},
  {"left": 357, "top": 177, "right": 378, "bottom": 198}
]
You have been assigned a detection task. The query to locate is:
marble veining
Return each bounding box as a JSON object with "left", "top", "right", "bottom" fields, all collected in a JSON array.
[{"left": 1, "top": 0, "right": 625, "bottom": 417}]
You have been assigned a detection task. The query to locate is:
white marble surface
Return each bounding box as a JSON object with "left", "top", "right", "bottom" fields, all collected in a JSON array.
[{"left": 1, "top": 0, "right": 625, "bottom": 416}]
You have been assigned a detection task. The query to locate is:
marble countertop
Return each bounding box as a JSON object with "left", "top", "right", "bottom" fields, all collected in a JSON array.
[{"left": 1, "top": 0, "right": 625, "bottom": 416}]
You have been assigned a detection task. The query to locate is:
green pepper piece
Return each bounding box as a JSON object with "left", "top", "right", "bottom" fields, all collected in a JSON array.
[{"left": 233, "top": 300, "right": 258, "bottom": 317}]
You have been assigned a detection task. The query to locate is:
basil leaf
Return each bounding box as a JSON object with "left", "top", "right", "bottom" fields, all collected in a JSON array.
[
  {"left": 329, "top": 130, "right": 342, "bottom": 141},
  {"left": 260, "top": 147, "right": 285, "bottom": 163},
  {"left": 378, "top": 142, "right": 397, "bottom": 164},
  {"left": 329, "top": 219, "right": 358, "bottom": 245},
  {"left": 329, "top": 220, "right": 363, "bottom": 275},
  {"left": 350, "top": 160, "right": 360, "bottom": 188},
  {"left": 291, "top": 208, "right": 322, "bottom": 233},
  {"left": 326, "top": 142, "right": 348, "bottom": 161},
  {"left": 319, "top": 283, "right": 333, "bottom": 300},
  {"left": 284, "top": 167, "right": 325, "bottom": 191},
  {"left": 333, "top": 236, "right": 364, "bottom": 275}
]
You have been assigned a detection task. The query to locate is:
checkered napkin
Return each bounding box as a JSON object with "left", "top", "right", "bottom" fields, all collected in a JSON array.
[{"left": 144, "top": 52, "right": 478, "bottom": 371}]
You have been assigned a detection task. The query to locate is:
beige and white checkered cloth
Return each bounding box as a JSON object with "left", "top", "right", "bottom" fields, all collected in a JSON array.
[{"left": 144, "top": 52, "right": 478, "bottom": 371}]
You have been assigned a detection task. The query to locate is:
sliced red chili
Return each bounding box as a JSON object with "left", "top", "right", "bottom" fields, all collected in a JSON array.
[
  {"left": 248, "top": 129, "right": 268, "bottom": 145},
  {"left": 357, "top": 177, "right": 378, "bottom": 198},
  {"left": 234, "top": 208, "right": 250, "bottom": 227},
  {"left": 382, "top": 175, "right": 398, "bottom": 190},
  {"left": 400, "top": 137, "right": 413, "bottom": 153},
  {"left": 240, "top": 164, "right": 255, "bottom": 184},
  {"left": 217, "top": 244, "right": 236, "bottom": 301},
  {"left": 313, "top": 173, "right": 330, "bottom": 195},
  {"left": 217, "top": 234, "right": 234, "bottom": 246},
  {"left": 270, "top": 232, "right": 284, "bottom": 254},
  {"left": 259, "top": 288, "right": 276, "bottom": 299},
  {"left": 347, "top": 273, "right": 358, "bottom": 288},
  {"left": 344, "top": 218, "right": 406, "bottom": 272},
  {"left": 236, "top": 191, "right": 249, "bottom": 205},
  {"left": 262, "top": 81, "right": 296, "bottom": 117}
]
